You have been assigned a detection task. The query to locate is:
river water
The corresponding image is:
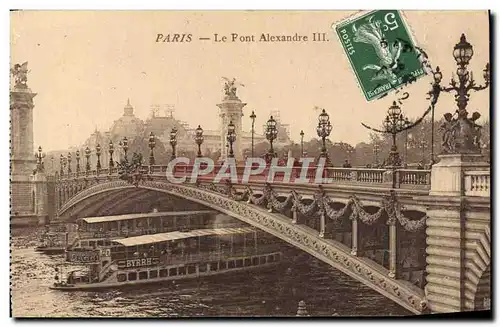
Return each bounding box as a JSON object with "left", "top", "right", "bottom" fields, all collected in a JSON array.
[{"left": 11, "top": 227, "right": 410, "bottom": 317}]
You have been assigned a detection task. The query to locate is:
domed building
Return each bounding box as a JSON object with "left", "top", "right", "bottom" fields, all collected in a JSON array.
[
  {"left": 109, "top": 99, "right": 144, "bottom": 139},
  {"left": 72, "top": 99, "right": 291, "bottom": 167}
]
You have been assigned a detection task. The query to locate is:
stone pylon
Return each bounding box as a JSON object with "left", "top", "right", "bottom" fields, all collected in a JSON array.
[
  {"left": 421, "top": 153, "right": 491, "bottom": 313},
  {"left": 10, "top": 62, "right": 39, "bottom": 226},
  {"left": 217, "top": 87, "right": 246, "bottom": 162}
]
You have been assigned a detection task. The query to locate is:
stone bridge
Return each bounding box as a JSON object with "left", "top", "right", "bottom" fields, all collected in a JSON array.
[{"left": 49, "top": 156, "right": 490, "bottom": 315}]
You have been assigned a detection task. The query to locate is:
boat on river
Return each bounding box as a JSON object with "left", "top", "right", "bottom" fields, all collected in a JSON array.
[
  {"left": 67, "top": 210, "right": 222, "bottom": 251},
  {"left": 50, "top": 227, "right": 282, "bottom": 290},
  {"left": 35, "top": 222, "right": 78, "bottom": 254}
]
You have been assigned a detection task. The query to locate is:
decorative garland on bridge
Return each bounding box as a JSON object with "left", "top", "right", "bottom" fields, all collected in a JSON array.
[{"left": 199, "top": 181, "right": 428, "bottom": 233}]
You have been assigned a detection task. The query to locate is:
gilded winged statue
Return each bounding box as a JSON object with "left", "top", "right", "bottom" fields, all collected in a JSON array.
[
  {"left": 222, "top": 77, "right": 245, "bottom": 97},
  {"left": 352, "top": 16, "right": 402, "bottom": 84},
  {"left": 10, "top": 62, "right": 29, "bottom": 87}
]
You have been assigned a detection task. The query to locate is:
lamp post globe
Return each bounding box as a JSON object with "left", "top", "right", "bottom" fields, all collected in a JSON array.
[
  {"left": 316, "top": 109, "right": 332, "bottom": 161},
  {"left": 85, "top": 146, "right": 91, "bottom": 172},
  {"left": 250, "top": 110, "right": 256, "bottom": 157},
  {"left": 195, "top": 125, "right": 204, "bottom": 158},
  {"left": 96, "top": 143, "right": 102, "bottom": 171},
  {"left": 170, "top": 127, "right": 178, "bottom": 160},
  {"left": 265, "top": 115, "right": 278, "bottom": 158},
  {"left": 148, "top": 132, "right": 156, "bottom": 165},
  {"left": 300, "top": 130, "right": 305, "bottom": 157},
  {"left": 453, "top": 33, "right": 474, "bottom": 66},
  {"left": 75, "top": 150, "right": 81, "bottom": 174},
  {"left": 108, "top": 141, "right": 114, "bottom": 169},
  {"left": 226, "top": 121, "right": 236, "bottom": 158}
]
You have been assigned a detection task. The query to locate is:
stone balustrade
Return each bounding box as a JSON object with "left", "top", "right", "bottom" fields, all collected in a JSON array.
[
  {"left": 55, "top": 164, "right": 432, "bottom": 190},
  {"left": 464, "top": 170, "right": 490, "bottom": 197}
]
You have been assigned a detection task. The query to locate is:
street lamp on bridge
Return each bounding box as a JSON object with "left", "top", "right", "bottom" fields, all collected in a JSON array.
[
  {"left": 404, "top": 117, "right": 411, "bottom": 165},
  {"left": 59, "top": 154, "right": 66, "bottom": 177},
  {"left": 300, "top": 130, "right": 304, "bottom": 157},
  {"left": 250, "top": 110, "right": 256, "bottom": 157},
  {"left": 34, "top": 146, "right": 45, "bottom": 172},
  {"left": 170, "top": 127, "right": 178, "bottom": 160},
  {"left": 120, "top": 137, "right": 129, "bottom": 162},
  {"left": 75, "top": 150, "right": 80, "bottom": 175},
  {"left": 96, "top": 144, "right": 102, "bottom": 172},
  {"left": 85, "top": 147, "right": 91, "bottom": 173},
  {"left": 373, "top": 142, "right": 380, "bottom": 167},
  {"left": 316, "top": 109, "right": 332, "bottom": 164},
  {"left": 227, "top": 121, "right": 236, "bottom": 158},
  {"left": 108, "top": 141, "right": 114, "bottom": 169},
  {"left": 419, "top": 140, "right": 428, "bottom": 165},
  {"left": 148, "top": 132, "right": 156, "bottom": 165},
  {"left": 67, "top": 152, "right": 72, "bottom": 174},
  {"left": 344, "top": 144, "right": 354, "bottom": 161},
  {"left": 265, "top": 116, "right": 278, "bottom": 160},
  {"left": 430, "top": 34, "right": 489, "bottom": 156},
  {"left": 195, "top": 125, "right": 204, "bottom": 158},
  {"left": 362, "top": 101, "right": 421, "bottom": 189}
]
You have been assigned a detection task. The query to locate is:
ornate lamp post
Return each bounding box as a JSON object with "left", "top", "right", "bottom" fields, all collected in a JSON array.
[
  {"left": 67, "top": 152, "right": 72, "bottom": 174},
  {"left": 383, "top": 103, "right": 407, "bottom": 172},
  {"left": 362, "top": 101, "right": 424, "bottom": 188},
  {"left": 419, "top": 140, "right": 428, "bottom": 165},
  {"left": 108, "top": 141, "right": 114, "bottom": 169},
  {"left": 431, "top": 34, "right": 489, "bottom": 156},
  {"left": 170, "top": 127, "right": 178, "bottom": 160},
  {"left": 121, "top": 137, "right": 129, "bottom": 162},
  {"left": 345, "top": 145, "right": 354, "bottom": 161},
  {"left": 373, "top": 143, "right": 380, "bottom": 167},
  {"left": 362, "top": 101, "right": 426, "bottom": 280},
  {"left": 96, "top": 144, "right": 102, "bottom": 172},
  {"left": 403, "top": 117, "right": 411, "bottom": 165},
  {"left": 195, "top": 125, "right": 204, "bottom": 158},
  {"left": 59, "top": 154, "right": 65, "bottom": 177},
  {"left": 148, "top": 132, "right": 156, "bottom": 165},
  {"left": 265, "top": 116, "right": 278, "bottom": 158},
  {"left": 316, "top": 109, "right": 333, "bottom": 163},
  {"left": 85, "top": 147, "right": 91, "bottom": 173},
  {"left": 227, "top": 121, "right": 236, "bottom": 158},
  {"left": 300, "top": 130, "right": 305, "bottom": 157},
  {"left": 75, "top": 150, "right": 81, "bottom": 175},
  {"left": 34, "top": 146, "right": 45, "bottom": 172},
  {"left": 250, "top": 110, "right": 256, "bottom": 157}
]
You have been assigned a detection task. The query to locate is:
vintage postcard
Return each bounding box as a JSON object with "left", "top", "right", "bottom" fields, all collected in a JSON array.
[{"left": 10, "top": 10, "right": 491, "bottom": 318}]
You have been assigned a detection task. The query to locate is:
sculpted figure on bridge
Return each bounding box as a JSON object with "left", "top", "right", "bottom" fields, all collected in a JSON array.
[
  {"left": 10, "top": 62, "right": 29, "bottom": 88},
  {"left": 222, "top": 77, "right": 244, "bottom": 97},
  {"left": 116, "top": 152, "right": 149, "bottom": 187},
  {"left": 439, "top": 110, "right": 482, "bottom": 154}
]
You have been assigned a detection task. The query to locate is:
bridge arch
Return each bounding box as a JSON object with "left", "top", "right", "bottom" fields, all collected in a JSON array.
[{"left": 56, "top": 179, "right": 426, "bottom": 314}]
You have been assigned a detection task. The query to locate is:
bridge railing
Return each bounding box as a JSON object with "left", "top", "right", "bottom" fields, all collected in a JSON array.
[
  {"left": 55, "top": 163, "right": 431, "bottom": 189},
  {"left": 397, "top": 169, "right": 431, "bottom": 186},
  {"left": 464, "top": 170, "right": 490, "bottom": 197}
]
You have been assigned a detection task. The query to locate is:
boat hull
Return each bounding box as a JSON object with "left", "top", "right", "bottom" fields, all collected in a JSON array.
[
  {"left": 35, "top": 247, "right": 66, "bottom": 255},
  {"left": 50, "top": 258, "right": 281, "bottom": 291}
]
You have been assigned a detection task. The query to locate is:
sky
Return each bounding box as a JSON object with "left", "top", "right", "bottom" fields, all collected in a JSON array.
[{"left": 10, "top": 10, "right": 490, "bottom": 152}]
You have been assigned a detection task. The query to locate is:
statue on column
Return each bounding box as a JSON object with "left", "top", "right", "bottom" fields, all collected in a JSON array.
[
  {"left": 10, "top": 62, "right": 29, "bottom": 88},
  {"left": 222, "top": 77, "right": 244, "bottom": 97}
]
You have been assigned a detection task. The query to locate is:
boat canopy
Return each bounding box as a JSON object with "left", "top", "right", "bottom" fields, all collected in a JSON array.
[
  {"left": 79, "top": 210, "right": 216, "bottom": 224},
  {"left": 112, "top": 227, "right": 256, "bottom": 247}
]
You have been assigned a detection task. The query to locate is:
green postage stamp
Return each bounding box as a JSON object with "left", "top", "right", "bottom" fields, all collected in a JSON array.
[{"left": 334, "top": 10, "right": 426, "bottom": 101}]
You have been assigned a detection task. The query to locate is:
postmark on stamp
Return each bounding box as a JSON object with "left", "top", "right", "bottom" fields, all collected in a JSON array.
[{"left": 334, "top": 10, "right": 426, "bottom": 101}]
